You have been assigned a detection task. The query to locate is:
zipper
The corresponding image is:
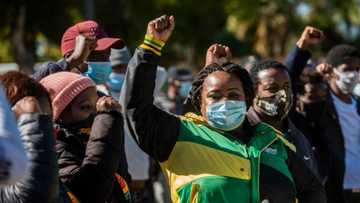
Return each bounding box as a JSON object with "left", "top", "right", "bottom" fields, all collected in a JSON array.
[{"left": 254, "top": 137, "right": 278, "bottom": 203}]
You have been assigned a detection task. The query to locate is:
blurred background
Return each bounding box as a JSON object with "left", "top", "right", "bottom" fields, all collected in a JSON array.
[{"left": 1, "top": 0, "right": 360, "bottom": 73}]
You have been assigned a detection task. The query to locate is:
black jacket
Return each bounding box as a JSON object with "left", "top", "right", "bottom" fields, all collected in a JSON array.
[
  {"left": 306, "top": 90, "right": 360, "bottom": 203},
  {"left": 0, "top": 113, "right": 63, "bottom": 203},
  {"left": 285, "top": 46, "right": 360, "bottom": 202},
  {"left": 56, "top": 111, "right": 129, "bottom": 203},
  {"left": 247, "top": 107, "right": 320, "bottom": 179}
]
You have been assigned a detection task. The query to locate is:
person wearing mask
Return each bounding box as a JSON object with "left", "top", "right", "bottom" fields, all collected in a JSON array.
[
  {"left": 40, "top": 72, "right": 130, "bottom": 203},
  {"left": 0, "top": 71, "right": 71, "bottom": 202},
  {"left": 165, "top": 67, "right": 193, "bottom": 114},
  {"left": 120, "top": 15, "right": 325, "bottom": 203},
  {"left": 285, "top": 26, "right": 360, "bottom": 202},
  {"left": 311, "top": 45, "right": 360, "bottom": 203},
  {"left": 33, "top": 20, "right": 125, "bottom": 83},
  {"left": 107, "top": 47, "right": 131, "bottom": 99},
  {"left": 245, "top": 59, "right": 320, "bottom": 179},
  {"left": 0, "top": 86, "right": 28, "bottom": 186}
]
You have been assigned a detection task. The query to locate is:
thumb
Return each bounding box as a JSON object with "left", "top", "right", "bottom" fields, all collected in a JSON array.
[{"left": 225, "top": 47, "right": 232, "bottom": 59}]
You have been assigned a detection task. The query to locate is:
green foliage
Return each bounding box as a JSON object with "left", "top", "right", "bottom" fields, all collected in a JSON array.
[{"left": 0, "top": 0, "right": 360, "bottom": 68}]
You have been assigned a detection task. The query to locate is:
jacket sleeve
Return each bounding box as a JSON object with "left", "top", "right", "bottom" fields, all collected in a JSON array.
[
  {"left": 284, "top": 46, "right": 311, "bottom": 95},
  {"left": 0, "top": 113, "right": 59, "bottom": 203},
  {"left": 0, "top": 87, "right": 28, "bottom": 186},
  {"left": 32, "top": 59, "right": 70, "bottom": 81},
  {"left": 119, "top": 47, "right": 181, "bottom": 162},
  {"left": 57, "top": 111, "right": 124, "bottom": 203},
  {"left": 287, "top": 149, "right": 326, "bottom": 203}
]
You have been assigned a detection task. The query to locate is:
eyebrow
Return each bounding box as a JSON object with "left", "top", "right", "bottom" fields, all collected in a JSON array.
[{"left": 227, "top": 87, "right": 241, "bottom": 91}]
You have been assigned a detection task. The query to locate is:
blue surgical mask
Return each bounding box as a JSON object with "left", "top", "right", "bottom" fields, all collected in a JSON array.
[
  {"left": 207, "top": 100, "right": 247, "bottom": 131},
  {"left": 84, "top": 62, "right": 112, "bottom": 84},
  {"left": 107, "top": 73, "right": 125, "bottom": 100},
  {"left": 179, "top": 81, "right": 192, "bottom": 98}
]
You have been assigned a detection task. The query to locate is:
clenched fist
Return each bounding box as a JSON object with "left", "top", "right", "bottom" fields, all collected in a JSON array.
[
  {"left": 296, "top": 26, "right": 325, "bottom": 50},
  {"left": 146, "top": 15, "right": 175, "bottom": 43},
  {"left": 96, "top": 96, "right": 122, "bottom": 113},
  {"left": 205, "top": 44, "right": 232, "bottom": 67},
  {"left": 12, "top": 97, "right": 42, "bottom": 119}
]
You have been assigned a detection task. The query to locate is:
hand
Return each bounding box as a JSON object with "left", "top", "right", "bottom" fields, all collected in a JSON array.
[
  {"left": 146, "top": 15, "right": 175, "bottom": 43},
  {"left": 296, "top": 26, "right": 325, "bottom": 49},
  {"left": 96, "top": 96, "right": 122, "bottom": 113},
  {"left": 205, "top": 44, "right": 232, "bottom": 67},
  {"left": 66, "top": 35, "right": 97, "bottom": 69},
  {"left": 12, "top": 97, "right": 42, "bottom": 119},
  {"left": 315, "top": 63, "right": 333, "bottom": 79}
]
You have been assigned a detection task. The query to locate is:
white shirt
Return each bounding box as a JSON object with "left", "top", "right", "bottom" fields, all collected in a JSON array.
[{"left": 331, "top": 93, "right": 360, "bottom": 189}]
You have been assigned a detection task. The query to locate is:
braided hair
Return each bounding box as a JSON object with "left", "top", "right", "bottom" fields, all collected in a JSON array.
[{"left": 187, "top": 62, "right": 254, "bottom": 113}]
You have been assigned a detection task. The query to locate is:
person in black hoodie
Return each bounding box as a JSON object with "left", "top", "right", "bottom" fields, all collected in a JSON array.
[
  {"left": 0, "top": 71, "right": 72, "bottom": 202},
  {"left": 40, "top": 71, "right": 130, "bottom": 203}
]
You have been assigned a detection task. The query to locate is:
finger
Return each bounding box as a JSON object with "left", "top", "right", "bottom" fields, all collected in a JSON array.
[
  {"left": 96, "top": 96, "right": 107, "bottom": 107},
  {"left": 208, "top": 44, "right": 217, "bottom": 53},
  {"left": 169, "top": 15, "right": 175, "bottom": 31},
  {"left": 225, "top": 46, "right": 232, "bottom": 59}
]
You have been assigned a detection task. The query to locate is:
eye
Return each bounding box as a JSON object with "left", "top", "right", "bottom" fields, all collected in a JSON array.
[
  {"left": 207, "top": 92, "right": 222, "bottom": 101},
  {"left": 80, "top": 104, "right": 92, "bottom": 111},
  {"left": 228, "top": 92, "right": 241, "bottom": 100}
]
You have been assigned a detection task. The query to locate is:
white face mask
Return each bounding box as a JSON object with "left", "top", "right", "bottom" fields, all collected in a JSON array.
[
  {"left": 334, "top": 69, "right": 359, "bottom": 94},
  {"left": 353, "top": 83, "right": 360, "bottom": 97}
]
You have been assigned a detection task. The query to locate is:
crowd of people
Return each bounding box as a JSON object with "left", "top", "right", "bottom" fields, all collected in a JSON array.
[{"left": 0, "top": 14, "right": 359, "bottom": 203}]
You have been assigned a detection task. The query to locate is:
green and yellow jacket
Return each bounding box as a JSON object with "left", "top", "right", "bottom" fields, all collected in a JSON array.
[{"left": 120, "top": 38, "right": 326, "bottom": 203}]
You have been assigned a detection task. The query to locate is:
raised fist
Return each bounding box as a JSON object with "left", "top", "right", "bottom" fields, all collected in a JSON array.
[
  {"left": 205, "top": 44, "right": 232, "bottom": 67},
  {"left": 66, "top": 35, "right": 97, "bottom": 70},
  {"left": 96, "top": 96, "right": 122, "bottom": 113},
  {"left": 296, "top": 26, "right": 325, "bottom": 49},
  {"left": 146, "top": 15, "right": 175, "bottom": 43},
  {"left": 12, "top": 97, "right": 42, "bottom": 119}
]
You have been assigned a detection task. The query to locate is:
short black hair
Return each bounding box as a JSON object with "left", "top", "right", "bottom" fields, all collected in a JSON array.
[
  {"left": 326, "top": 44, "right": 360, "bottom": 68},
  {"left": 188, "top": 62, "right": 254, "bottom": 113},
  {"left": 250, "top": 59, "right": 288, "bottom": 85}
]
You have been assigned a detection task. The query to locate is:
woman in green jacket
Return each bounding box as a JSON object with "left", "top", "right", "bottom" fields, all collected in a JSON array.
[{"left": 120, "top": 15, "right": 326, "bottom": 203}]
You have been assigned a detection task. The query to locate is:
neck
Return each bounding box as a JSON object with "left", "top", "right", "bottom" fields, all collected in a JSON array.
[
  {"left": 231, "top": 125, "right": 251, "bottom": 143},
  {"left": 329, "top": 81, "right": 352, "bottom": 104}
]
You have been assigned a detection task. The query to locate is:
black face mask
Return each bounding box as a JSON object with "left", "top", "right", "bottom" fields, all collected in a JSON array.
[
  {"left": 255, "top": 89, "right": 293, "bottom": 120},
  {"left": 58, "top": 113, "right": 96, "bottom": 134}
]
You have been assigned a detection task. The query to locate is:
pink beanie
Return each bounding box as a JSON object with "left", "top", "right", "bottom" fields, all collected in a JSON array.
[{"left": 40, "top": 72, "right": 96, "bottom": 121}]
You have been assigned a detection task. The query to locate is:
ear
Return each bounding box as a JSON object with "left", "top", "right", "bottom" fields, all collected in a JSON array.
[{"left": 7, "top": 85, "right": 18, "bottom": 104}]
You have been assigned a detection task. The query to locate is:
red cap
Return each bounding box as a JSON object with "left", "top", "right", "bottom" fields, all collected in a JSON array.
[{"left": 61, "top": 20, "right": 121, "bottom": 56}]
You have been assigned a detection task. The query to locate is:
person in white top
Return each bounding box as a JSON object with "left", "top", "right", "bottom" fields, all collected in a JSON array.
[{"left": 315, "top": 44, "right": 360, "bottom": 203}]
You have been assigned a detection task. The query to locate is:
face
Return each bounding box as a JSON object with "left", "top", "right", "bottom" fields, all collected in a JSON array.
[
  {"left": 59, "top": 87, "right": 98, "bottom": 123},
  {"left": 254, "top": 67, "right": 292, "bottom": 120},
  {"left": 70, "top": 50, "right": 110, "bottom": 73},
  {"left": 200, "top": 71, "right": 245, "bottom": 120},
  {"left": 331, "top": 57, "right": 360, "bottom": 95}
]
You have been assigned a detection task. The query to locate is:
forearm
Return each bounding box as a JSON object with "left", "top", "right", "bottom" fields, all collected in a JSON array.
[
  {"left": 120, "top": 37, "right": 180, "bottom": 162},
  {"left": 32, "top": 59, "right": 70, "bottom": 81},
  {"left": 0, "top": 113, "right": 58, "bottom": 203}
]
